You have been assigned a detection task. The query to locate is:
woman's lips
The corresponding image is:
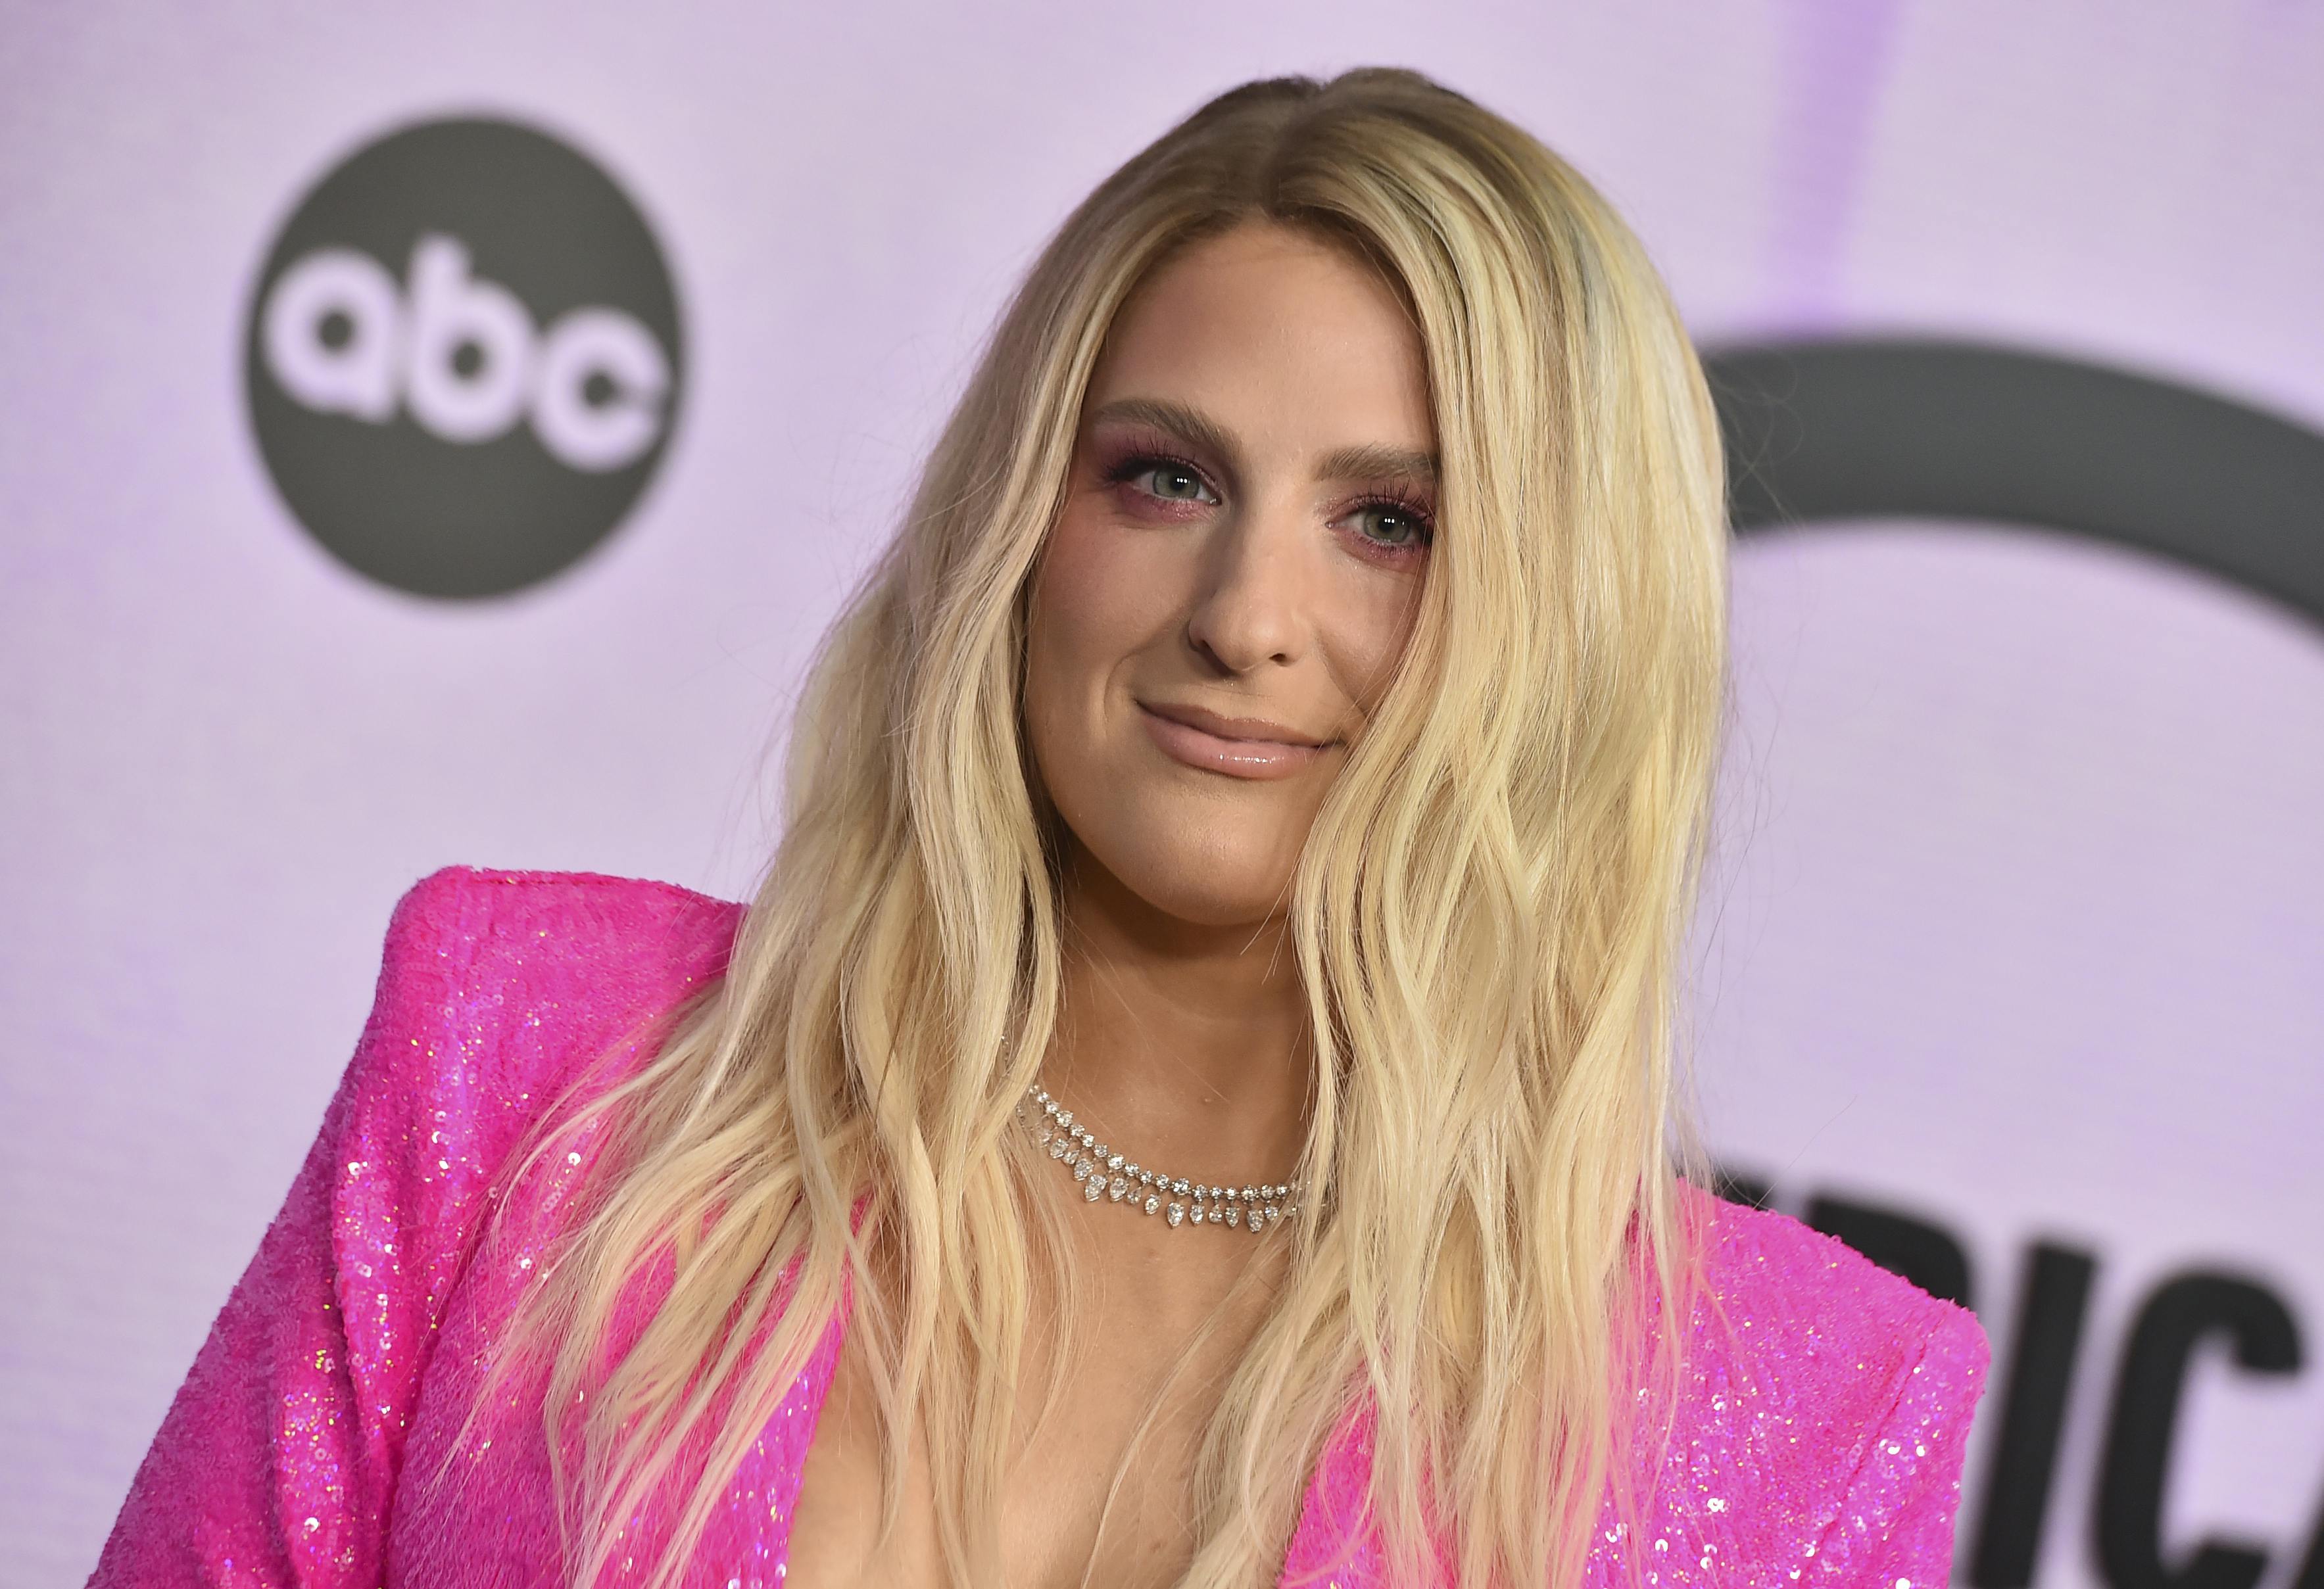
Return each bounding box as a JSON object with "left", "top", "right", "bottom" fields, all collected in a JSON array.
[{"left": 1136, "top": 702, "right": 1332, "bottom": 780}]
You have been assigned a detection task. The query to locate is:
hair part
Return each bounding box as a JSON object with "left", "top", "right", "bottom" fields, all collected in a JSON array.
[{"left": 447, "top": 64, "right": 1730, "bottom": 1589}]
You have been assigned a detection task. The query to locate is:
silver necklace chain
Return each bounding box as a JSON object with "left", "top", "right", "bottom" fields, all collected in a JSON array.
[{"left": 1017, "top": 1084, "right": 1307, "bottom": 1234}]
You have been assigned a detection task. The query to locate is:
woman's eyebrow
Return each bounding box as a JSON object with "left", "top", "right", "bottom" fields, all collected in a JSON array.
[
  {"left": 1313, "top": 442, "right": 1437, "bottom": 486},
  {"left": 1087, "top": 396, "right": 1437, "bottom": 486},
  {"left": 1087, "top": 397, "right": 1245, "bottom": 475}
]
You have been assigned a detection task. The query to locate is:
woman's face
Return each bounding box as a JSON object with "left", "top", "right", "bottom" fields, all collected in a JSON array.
[{"left": 1023, "top": 219, "right": 1437, "bottom": 929}]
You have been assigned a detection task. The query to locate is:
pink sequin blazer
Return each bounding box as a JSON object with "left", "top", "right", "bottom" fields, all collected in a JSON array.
[{"left": 91, "top": 867, "right": 1990, "bottom": 1588}]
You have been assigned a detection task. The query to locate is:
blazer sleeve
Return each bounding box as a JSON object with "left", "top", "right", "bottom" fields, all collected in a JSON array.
[
  {"left": 1811, "top": 1300, "right": 1991, "bottom": 1587},
  {"left": 88, "top": 869, "right": 531, "bottom": 1589}
]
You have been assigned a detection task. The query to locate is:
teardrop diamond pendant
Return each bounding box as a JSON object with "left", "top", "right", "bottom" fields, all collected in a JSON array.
[{"left": 1020, "top": 1085, "right": 1307, "bottom": 1236}]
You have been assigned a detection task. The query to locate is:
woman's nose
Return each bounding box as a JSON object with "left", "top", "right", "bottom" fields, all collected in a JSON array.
[{"left": 1182, "top": 498, "right": 1309, "bottom": 676}]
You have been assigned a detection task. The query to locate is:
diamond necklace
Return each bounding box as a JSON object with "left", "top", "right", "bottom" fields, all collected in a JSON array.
[{"left": 1017, "top": 1083, "right": 1307, "bottom": 1234}]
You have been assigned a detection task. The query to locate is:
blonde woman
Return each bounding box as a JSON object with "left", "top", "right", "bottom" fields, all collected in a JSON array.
[{"left": 92, "top": 67, "right": 1987, "bottom": 1589}]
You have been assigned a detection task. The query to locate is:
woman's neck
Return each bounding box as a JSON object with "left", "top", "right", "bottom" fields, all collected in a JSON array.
[{"left": 1043, "top": 851, "right": 1313, "bottom": 1195}]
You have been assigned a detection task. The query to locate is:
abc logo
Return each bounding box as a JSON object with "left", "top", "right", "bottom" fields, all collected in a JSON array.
[
  {"left": 264, "top": 235, "right": 667, "bottom": 471},
  {"left": 245, "top": 118, "right": 684, "bottom": 598}
]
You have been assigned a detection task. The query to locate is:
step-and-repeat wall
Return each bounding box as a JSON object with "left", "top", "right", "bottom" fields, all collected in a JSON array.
[{"left": 5, "top": 5, "right": 2319, "bottom": 1584}]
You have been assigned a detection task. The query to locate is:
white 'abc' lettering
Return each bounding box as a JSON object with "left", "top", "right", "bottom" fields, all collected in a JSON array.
[
  {"left": 404, "top": 236, "right": 535, "bottom": 443},
  {"left": 262, "top": 248, "right": 402, "bottom": 422},
  {"left": 260, "top": 233, "right": 671, "bottom": 472},
  {"left": 531, "top": 308, "right": 670, "bottom": 472}
]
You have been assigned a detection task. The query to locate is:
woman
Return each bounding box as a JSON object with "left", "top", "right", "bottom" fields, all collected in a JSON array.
[{"left": 91, "top": 66, "right": 1986, "bottom": 1589}]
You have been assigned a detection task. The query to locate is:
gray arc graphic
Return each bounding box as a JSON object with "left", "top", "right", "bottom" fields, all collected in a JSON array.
[
  {"left": 1706, "top": 339, "right": 2324, "bottom": 634},
  {"left": 1707, "top": 341, "right": 2324, "bottom": 1589}
]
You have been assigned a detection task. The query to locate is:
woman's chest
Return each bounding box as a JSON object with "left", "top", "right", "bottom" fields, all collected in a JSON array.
[
  {"left": 377, "top": 1251, "right": 1358, "bottom": 1589},
  {"left": 779, "top": 1311, "right": 1249, "bottom": 1589},
  {"left": 372, "top": 1238, "right": 1695, "bottom": 1589}
]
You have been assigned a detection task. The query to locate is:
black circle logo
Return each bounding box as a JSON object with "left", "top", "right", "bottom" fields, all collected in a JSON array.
[{"left": 245, "top": 116, "right": 683, "bottom": 599}]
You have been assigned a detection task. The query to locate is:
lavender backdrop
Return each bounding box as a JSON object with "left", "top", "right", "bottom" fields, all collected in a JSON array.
[{"left": 5, "top": 4, "right": 2319, "bottom": 1584}]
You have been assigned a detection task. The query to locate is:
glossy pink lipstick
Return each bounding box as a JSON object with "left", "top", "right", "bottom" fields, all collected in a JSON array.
[{"left": 1136, "top": 700, "right": 1336, "bottom": 780}]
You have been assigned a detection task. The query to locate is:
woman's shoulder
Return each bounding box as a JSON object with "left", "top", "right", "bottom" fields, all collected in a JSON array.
[
  {"left": 356, "top": 863, "right": 746, "bottom": 1126},
  {"left": 1625, "top": 1181, "right": 1992, "bottom": 1576},
  {"left": 380, "top": 863, "right": 744, "bottom": 984},
  {"left": 1680, "top": 1178, "right": 1987, "bottom": 1371}
]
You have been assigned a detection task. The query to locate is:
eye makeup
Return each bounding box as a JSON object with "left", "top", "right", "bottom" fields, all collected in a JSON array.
[{"left": 1088, "top": 425, "right": 1436, "bottom": 563}]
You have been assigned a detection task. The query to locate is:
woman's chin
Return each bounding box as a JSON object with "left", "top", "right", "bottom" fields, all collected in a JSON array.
[
  {"left": 1052, "top": 799, "right": 1306, "bottom": 931},
  {"left": 1108, "top": 863, "right": 1296, "bottom": 931},
  {"left": 1161, "top": 893, "right": 1288, "bottom": 931}
]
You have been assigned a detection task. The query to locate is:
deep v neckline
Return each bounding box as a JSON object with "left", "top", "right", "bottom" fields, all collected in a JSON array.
[{"left": 764, "top": 1256, "right": 1377, "bottom": 1588}]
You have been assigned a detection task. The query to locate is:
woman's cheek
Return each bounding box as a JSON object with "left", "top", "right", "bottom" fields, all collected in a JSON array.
[
  {"left": 1323, "top": 568, "right": 1424, "bottom": 718},
  {"left": 1038, "top": 504, "right": 1177, "bottom": 663},
  {"left": 1025, "top": 510, "right": 1134, "bottom": 781}
]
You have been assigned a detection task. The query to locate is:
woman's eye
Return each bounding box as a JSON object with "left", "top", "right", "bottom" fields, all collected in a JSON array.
[
  {"left": 1133, "top": 462, "right": 1214, "bottom": 503},
  {"left": 1353, "top": 503, "right": 1433, "bottom": 548}
]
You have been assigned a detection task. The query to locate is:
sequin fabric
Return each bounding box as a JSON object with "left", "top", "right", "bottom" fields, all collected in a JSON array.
[
  {"left": 1276, "top": 1212, "right": 1991, "bottom": 1588},
  {"left": 90, "top": 866, "right": 1987, "bottom": 1587}
]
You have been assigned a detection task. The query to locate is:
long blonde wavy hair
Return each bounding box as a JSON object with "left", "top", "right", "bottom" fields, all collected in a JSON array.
[{"left": 458, "top": 64, "right": 1730, "bottom": 1589}]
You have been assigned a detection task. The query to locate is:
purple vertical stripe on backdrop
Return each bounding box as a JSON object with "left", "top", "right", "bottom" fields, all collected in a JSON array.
[{"left": 1764, "top": 0, "right": 1908, "bottom": 332}]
